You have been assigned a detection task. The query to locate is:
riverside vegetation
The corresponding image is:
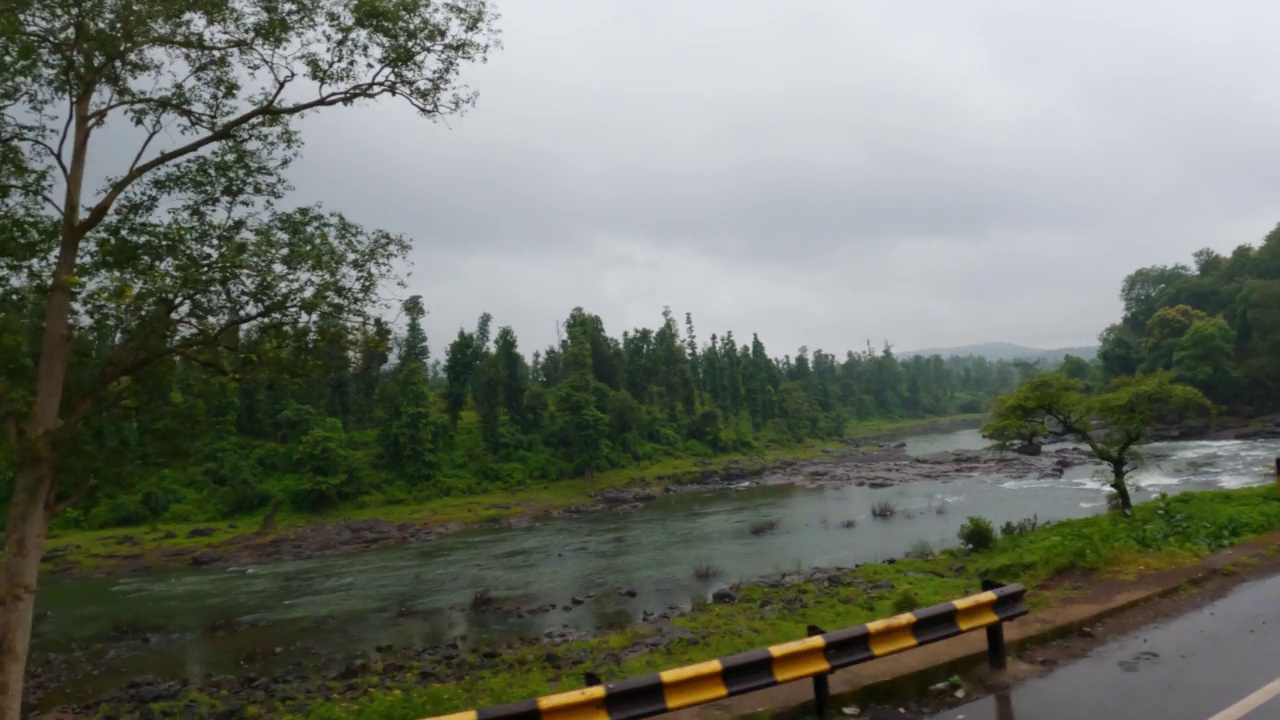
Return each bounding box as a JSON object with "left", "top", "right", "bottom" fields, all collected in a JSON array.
[{"left": 67, "top": 485, "right": 1280, "bottom": 719}]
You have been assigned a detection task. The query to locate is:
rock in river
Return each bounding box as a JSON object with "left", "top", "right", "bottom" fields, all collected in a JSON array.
[{"left": 190, "top": 550, "right": 222, "bottom": 566}]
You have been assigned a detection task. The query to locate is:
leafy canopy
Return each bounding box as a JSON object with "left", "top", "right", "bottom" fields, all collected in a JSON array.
[{"left": 984, "top": 370, "right": 1214, "bottom": 512}]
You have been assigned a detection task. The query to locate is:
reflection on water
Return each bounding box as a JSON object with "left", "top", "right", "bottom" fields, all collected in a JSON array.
[
  {"left": 996, "top": 692, "right": 1016, "bottom": 720},
  {"left": 32, "top": 430, "right": 1280, "bottom": 693}
]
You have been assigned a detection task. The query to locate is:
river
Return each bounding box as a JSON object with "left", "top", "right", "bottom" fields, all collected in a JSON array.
[{"left": 30, "top": 430, "right": 1280, "bottom": 702}]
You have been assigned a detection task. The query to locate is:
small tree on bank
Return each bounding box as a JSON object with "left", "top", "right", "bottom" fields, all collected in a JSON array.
[{"left": 982, "top": 371, "right": 1213, "bottom": 514}]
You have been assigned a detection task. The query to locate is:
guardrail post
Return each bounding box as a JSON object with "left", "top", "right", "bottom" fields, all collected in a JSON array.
[
  {"left": 980, "top": 579, "right": 1007, "bottom": 671},
  {"left": 807, "top": 624, "right": 830, "bottom": 719}
]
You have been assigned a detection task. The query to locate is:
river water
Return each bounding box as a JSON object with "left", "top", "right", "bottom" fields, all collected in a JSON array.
[{"left": 32, "top": 430, "right": 1280, "bottom": 697}]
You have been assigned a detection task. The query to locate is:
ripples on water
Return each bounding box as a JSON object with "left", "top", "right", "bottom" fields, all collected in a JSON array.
[{"left": 32, "top": 429, "right": 1280, "bottom": 692}]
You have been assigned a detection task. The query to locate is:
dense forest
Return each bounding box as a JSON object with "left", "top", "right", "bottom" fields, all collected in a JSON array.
[
  {"left": 1096, "top": 224, "right": 1280, "bottom": 410},
  {"left": 32, "top": 301, "right": 1032, "bottom": 530},
  {"left": 14, "top": 218, "right": 1280, "bottom": 532},
  {"left": 22, "top": 219, "right": 1280, "bottom": 532}
]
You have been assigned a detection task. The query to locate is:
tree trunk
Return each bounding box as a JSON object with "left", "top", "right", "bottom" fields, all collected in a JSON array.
[
  {"left": 1111, "top": 464, "right": 1134, "bottom": 515},
  {"left": 0, "top": 459, "right": 56, "bottom": 720}
]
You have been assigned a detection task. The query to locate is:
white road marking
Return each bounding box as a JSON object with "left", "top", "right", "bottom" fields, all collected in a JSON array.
[{"left": 1207, "top": 676, "right": 1280, "bottom": 720}]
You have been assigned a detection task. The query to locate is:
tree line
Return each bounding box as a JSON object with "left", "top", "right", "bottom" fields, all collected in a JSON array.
[
  {"left": 1095, "top": 226, "right": 1280, "bottom": 411},
  {"left": 984, "top": 223, "right": 1280, "bottom": 515},
  {"left": 41, "top": 301, "right": 1033, "bottom": 530}
]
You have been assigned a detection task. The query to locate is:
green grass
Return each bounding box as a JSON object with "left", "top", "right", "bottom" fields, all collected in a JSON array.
[
  {"left": 45, "top": 414, "right": 982, "bottom": 572},
  {"left": 281, "top": 486, "right": 1280, "bottom": 720}
]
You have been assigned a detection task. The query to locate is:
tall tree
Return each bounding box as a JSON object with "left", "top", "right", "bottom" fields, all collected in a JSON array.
[
  {"left": 554, "top": 325, "right": 607, "bottom": 479},
  {"left": 379, "top": 297, "right": 439, "bottom": 485},
  {"left": 0, "top": 0, "right": 497, "bottom": 711},
  {"left": 492, "top": 326, "right": 527, "bottom": 424},
  {"left": 443, "top": 328, "right": 479, "bottom": 430}
]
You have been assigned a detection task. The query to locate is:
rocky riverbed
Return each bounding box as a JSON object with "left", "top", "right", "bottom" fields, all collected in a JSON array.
[
  {"left": 30, "top": 563, "right": 951, "bottom": 718},
  {"left": 27, "top": 417, "right": 1280, "bottom": 716},
  {"left": 24, "top": 441, "right": 1105, "bottom": 716},
  {"left": 41, "top": 437, "right": 1104, "bottom": 579}
]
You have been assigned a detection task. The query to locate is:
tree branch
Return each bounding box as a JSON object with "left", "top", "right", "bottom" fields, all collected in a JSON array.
[
  {"left": 0, "top": 183, "right": 62, "bottom": 215},
  {"left": 58, "top": 305, "right": 293, "bottom": 438},
  {"left": 175, "top": 349, "right": 232, "bottom": 375},
  {"left": 78, "top": 74, "right": 404, "bottom": 236},
  {"left": 7, "top": 133, "right": 70, "bottom": 182},
  {"left": 55, "top": 95, "right": 74, "bottom": 175},
  {"left": 52, "top": 479, "right": 95, "bottom": 517},
  {"left": 127, "top": 121, "right": 164, "bottom": 175}
]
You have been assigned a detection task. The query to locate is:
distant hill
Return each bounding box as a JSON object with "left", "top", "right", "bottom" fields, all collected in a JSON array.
[{"left": 900, "top": 342, "right": 1097, "bottom": 364}]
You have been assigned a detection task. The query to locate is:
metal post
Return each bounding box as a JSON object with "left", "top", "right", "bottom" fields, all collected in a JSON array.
[
  {"left": 1274, "top": 458, "right": 1279, "bottom": 490},
  {"left": 981, "top": 579, "right": 1007, "bottom": 671},
  {"left": 807, "top": 624, "right": 830, "bottom": 719}
]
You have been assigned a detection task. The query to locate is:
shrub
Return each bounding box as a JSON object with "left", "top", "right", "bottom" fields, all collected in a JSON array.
[
  {"left": 692, "top": 563, "right": 722, "bottom": 581},
  {"left": 162, "top": 503, "right": 208, "bottom": 523},
  {"left": 749, "top": 519, "right": 779, "bottom": 536},
  {"left": 871, "top": 500, "right": 897, "bottom": 519},
  {"left": 906, "top": 539, "right": 934, "bottom": 560},
  {"left": 1000, "top": 515, "right": 1042, "bottom": 538},
  {"left": 86, "top": 495, "right": 153, "bottom": 529},
  {"left": 958, "top": 516, "right": 996, "bottom": 552},
  {"left": 892, "top": 587, "right": 921, "bottom": 614},
  {"left": 840, "top": 519, "right": 857, "bottom": 529}
]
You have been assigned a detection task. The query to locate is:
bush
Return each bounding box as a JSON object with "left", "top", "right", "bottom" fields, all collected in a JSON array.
[
  {"left": 749, "top": 519, "right": 779, "bottom": 536},
  {"left": 906, "top": 539, "right": 934, "bottom": 560},
  {"left": 1000, "top": 515, "right": 1043, "bottom": 538},
  {"left": 958, "top": 516, "right": 996, "bottom": 552},
  {"left": 892, "top": 587, "right": 921, "bottom": 614},
  {"left": 162, "top": 503, "right": 209, "bottom": 523},
  {"left": 840, "top": 519, "right": 857, "bottom": 529},
  {"left": 692, "top": 563, "right": 722, "bottom": 581},
  {"left": 86, "top": 495, "right": 153, "bottom": 529},
  {"left": 871, "top": 500, "right": 897, "bottom": 519}
]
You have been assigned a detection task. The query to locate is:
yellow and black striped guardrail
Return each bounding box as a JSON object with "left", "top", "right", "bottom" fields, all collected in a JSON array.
[{"left": 426, "top": 581, "right": 1027, "bottom": 720}]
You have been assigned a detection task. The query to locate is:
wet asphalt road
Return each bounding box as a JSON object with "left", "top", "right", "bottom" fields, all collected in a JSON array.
[{"left": 932, "top": 573, "right": 1280, "bottom": 720}]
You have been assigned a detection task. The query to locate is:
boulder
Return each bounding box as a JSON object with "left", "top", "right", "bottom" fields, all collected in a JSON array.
[
  {"left": 1012, "top": 442, "right": 1042, "bottom": 456},
  {"left": 190, "top": 550, "right": 222, "bottom": 566}
]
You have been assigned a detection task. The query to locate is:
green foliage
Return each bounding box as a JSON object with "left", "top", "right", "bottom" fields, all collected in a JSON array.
[
  {"left": 957, "top": 516, "right": 995, "bottom": 552},
  {"left": 280, "top": 486, "right": 1280, "bottom": 720},
  {"left": 19, "top": 301, "right": 1027, "bottom": 530},
  {"left": 891, "top": 587, "right": 921, "bottom": 614},
  {"left": 999, "top": 515, "right": 1042, "bottom": 538},
  {"left": 1099, "top": 228, "right": 1280, "bottom": 408},
  {"left": 983, "top": 370, "right": 1213, "bottom": 512}
]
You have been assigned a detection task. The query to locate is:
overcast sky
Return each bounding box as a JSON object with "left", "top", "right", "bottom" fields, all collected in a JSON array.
[{"left": 287, "top": 0, "right": 1280, "bottom": 357}]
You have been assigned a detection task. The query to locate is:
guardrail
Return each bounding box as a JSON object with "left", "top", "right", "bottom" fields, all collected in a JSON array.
[{"left": 426, "top": 580, "right": 1027, "bottom": 720}]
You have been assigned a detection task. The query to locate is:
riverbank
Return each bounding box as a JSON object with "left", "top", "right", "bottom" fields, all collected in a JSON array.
[
  {"left": 39, "top": 415, "right": 986, "bottom": 577},
  {"left": 36, "top": 484, "right": 1280, "bottom": 718}
]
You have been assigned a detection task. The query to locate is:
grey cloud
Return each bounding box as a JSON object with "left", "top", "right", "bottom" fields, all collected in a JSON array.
[{"left": 188, "top": 1, "right": 1280, "bottom": 353}]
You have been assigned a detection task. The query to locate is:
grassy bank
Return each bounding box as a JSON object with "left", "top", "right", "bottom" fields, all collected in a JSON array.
[
  {"left": 282, "top": 485, "right": 1280, "bottom": 720},
  {"left": 42, "top": 414, "right": 981, "bottom": 574},
  {"left": 78, "top": 484, "right": 1280, "bottom": 718}
]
